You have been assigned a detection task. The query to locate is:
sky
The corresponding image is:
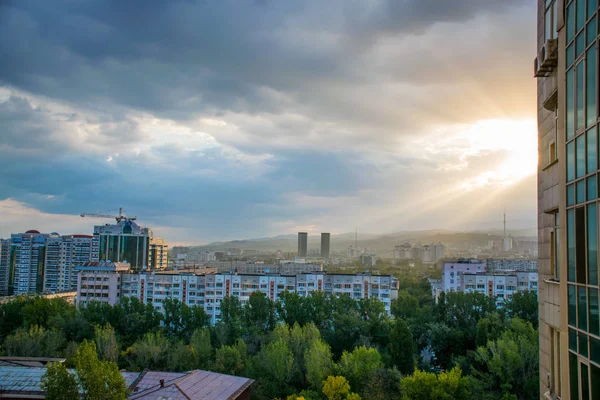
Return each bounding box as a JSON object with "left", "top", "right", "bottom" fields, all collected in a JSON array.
[{"left": 0, "top": 0, "right": 538, "bottom": 245}]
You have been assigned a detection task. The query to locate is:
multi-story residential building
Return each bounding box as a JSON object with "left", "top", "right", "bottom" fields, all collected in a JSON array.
[
  {"left": 148, "top": 237, "right": 169, "bottom": 270},
  {"left": 75, "top": 261, "right": 130, "bottom": 307},
  {"left": 0, "top": 231, "right": 95, "bottom": 296},
  {"left": 92, "top": 220, "right": 168, "bottom": 272},
  {"left": 441, "top": 261, "right": 487, "bottom": 293},
  {"left": 4, "top": 231, "right": 56, "bottom": 295},
  {"left": 535, "top": 0, "right": 600, "bottom": 398},
  {"left": 212, "top": 263, "right": 323, "bottom": 275},
  {"left": 59, "top": 235, "right": 94, "bottom": 292},
  {"left": 394, "top": 242, "right": 445, "bottom": 263},
  {"left": 486, "top": 259, "right": 538, "bottom": 272},
  {"left": 0, "top": 239, "right": 9, "bottom": 296},
  {"left": 360, "top": 253, "right": 377, "bottom": 267},
  {"left": 79, "top": 271, "right": 398, "bottom": 325},
  {"left": 462, "top": 272, "right": 538, "bottom": 307}
]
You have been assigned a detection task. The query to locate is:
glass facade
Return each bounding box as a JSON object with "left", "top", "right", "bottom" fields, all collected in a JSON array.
[
  {"left": 566, "top": 1, "right": 600, "bottom": 397},
  {"left": 98, "top": 233, "right": 148, "bottom": 271}
]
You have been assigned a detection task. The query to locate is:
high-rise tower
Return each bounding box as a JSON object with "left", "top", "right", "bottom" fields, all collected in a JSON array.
[
  {"left": 297, "top": 232, "right": 308, "bottom": 258},
  {"left": 321, "top": 233, "right": 331, "bottom": 259},
  {"left": 536, "top": 1, "right": 600, "bottom": 398}
]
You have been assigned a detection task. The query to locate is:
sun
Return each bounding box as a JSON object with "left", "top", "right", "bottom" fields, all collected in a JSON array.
[{"left": 459, "top": 119, "right": 538, "bottom": 189}]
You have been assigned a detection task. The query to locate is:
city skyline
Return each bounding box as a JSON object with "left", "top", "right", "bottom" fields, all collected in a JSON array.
[{"left": 0, "top": 1, "right": 537, "bottom": 244}]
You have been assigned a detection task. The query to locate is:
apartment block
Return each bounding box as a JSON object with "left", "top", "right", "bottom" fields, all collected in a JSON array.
[
  {"left": 536, "top": 0, "right": 600, "bottom": 398},
  {"left": 75, "top": 261, "right": 130, "bottom": 307},
  {"left": 79, "top": 271, "right": 399, "bottom": 325},
  {"left": 462, "top": 272, "right": 539, "bottom": 307},
  {"left": 441, "top": 261, "right": 487, "bottom": 293},
  {"left": 394, "top": 242, "right": 445, "bottom": 263}
]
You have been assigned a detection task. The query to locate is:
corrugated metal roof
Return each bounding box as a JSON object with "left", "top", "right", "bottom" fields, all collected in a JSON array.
[
  {"left": 129, "top": 370, "right": 253, "bottom": 400},
  {"left": 0, "top": 366, "right": 46, "bottom": 392}
]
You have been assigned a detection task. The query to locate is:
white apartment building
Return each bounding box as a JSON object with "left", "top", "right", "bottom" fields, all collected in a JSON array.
[
  {"left": 441, "top": 261, "right": 487, "bottom": 293},
  {"left": 80, "top": 271, "right": 399, "bottom": 325},
  {"left": 75, "top": 261, "right": 130, "bottom": 307},
  {"left": 485, "top": 259, "right": 538, "bottom": 272},
  {"left": 394, "top": 242, "right": 445, "bottom": 263},
  {"left": 462, "top": 271, "right": 538, "bottom": 307}
]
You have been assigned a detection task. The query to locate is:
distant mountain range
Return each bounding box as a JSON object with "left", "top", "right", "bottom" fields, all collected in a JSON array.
[{"left": 172, "top": 228, "right": 537, "bottom": 257}]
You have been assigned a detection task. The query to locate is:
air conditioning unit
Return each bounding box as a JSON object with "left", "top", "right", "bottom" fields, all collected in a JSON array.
[{"left": 534, "top": 39, "right": 558, "bottom": 77}]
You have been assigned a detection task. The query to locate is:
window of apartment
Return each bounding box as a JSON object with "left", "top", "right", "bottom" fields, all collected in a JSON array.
[
  {"left": 545, "top": 0, "right": 559, "bottom": 42},
  {"left": 496, "top": 285, "right": 504, "bottom": 290},
  {"left": 579, "top": 286, "right": 588, "bottom": 331},
  {"left": 588, "top": 204, "right": 598, "bottom": 285},
  {"left": 587, "top": 46, "right": 597, "bottom": 127},
  {"left": 576, "top": 207, "right": 587, "bottom": 284},
  {"left": 590, "top": 288, "right": 599, "bottom": 336}
]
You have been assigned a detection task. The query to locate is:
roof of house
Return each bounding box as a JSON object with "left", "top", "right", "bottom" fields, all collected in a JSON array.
[
  {"left": 0, "top": 364, "right": 254, "bottom": 400},
  {"left": 128, "top": 369, "right": 254, "bottom": 400}
]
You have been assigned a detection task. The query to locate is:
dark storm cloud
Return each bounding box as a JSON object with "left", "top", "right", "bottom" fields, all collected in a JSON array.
[{"left": 0, "top": 0, "right": 537, "bottom": 241}]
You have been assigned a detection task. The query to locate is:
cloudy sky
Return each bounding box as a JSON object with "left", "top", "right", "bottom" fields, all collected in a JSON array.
[{"left": 0, "top": 0, "right": 537, "bottom": 245}]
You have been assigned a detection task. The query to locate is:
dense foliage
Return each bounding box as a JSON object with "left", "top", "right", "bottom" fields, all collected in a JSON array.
[{"left": 0, "top": 270, "right": 539, "bottom": 400}]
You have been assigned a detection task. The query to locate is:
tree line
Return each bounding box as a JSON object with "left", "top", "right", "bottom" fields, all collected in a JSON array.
[{"left": 0, "top": 276, "right": 539, "bottom": 400}]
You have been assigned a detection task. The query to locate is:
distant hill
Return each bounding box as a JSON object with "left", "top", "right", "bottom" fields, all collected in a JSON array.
[{"left": 172, "top": 228, "right": 537, "bottom": 258}]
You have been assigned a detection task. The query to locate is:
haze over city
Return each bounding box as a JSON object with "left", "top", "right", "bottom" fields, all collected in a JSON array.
[{"left": 0, "top": 0, "right": 537, "bottom": 244}]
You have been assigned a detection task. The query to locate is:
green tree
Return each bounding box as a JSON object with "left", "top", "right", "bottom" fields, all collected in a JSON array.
[
  {"left": 338, "top": 346, "right": 383, "bottom": 393},
  {"left": 94, "top": 324, "right": 119, "bottom": 363},
  {"left": 244, "top": 291, "right": 276, "bottom": 333},
  {"left": 74, "top": 340, "right": 127, "bottom": 400},
  {"left": 252, "top": 339, "right": 294, "bottom": 399},
  {"left": 40, "top": 361, "right": 79, "bottom": 400},
  {"left": 190, "top": 327, "right": 213, "bottom": 369},
  {"left": 475, "top": 312, "right": 507, "bottom": 347},
  {"left": 277, "top": 291, "right": 311, "bottom": 326},
  {"left": 471, "top": 319, "right": 539, "bottom": 400},
  {"left": 361, "top": 368, "right": 402, "bottom": 400},
  {"left": 322, "top": 376, "right": 361, "bottom": 400},
  {"left": 504, "top": 291, "right": 539, "bottom": 328},
  {"left": 4, "top": 325, "right": 65, "bottom": 357},
  {"left": 163, "top": 298, "right": 209, "bottom": 339},
  {"left": 388, "top": 318, "right": 414, "bottom": 375},
  {"left": 123, "top": 331, "right": 169, "bottom": 371},
  {"left": 215, "top": 344, "right": 244, "bottom": 375},
  {"left": 221, "top": 296, "right": 245, "bottom": 343},
  {"left": 391, "top": 290, "right": 420, "bottom": 320},
  {"left": 166, "top": 340, "right": 196, "bottom": 372},
  {"left": 400, "top": 367, "right": 471, "bottom": 400},
  {"left": 305, "top": 339, "right": 334, "bottom": 391}
]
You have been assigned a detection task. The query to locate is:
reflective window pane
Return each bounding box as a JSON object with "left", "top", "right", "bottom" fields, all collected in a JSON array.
[
  {"left": 577, "top": 33, "right": 586, "bottom": 59},
  {"left": 569, "top": 284, "right": 578, "bottom": 324},
  {"left": 569, "top": 184, "right": 576, "bottom": 206},
  {"left": 579, "top": 332, "right": 589, "bottom": 357},
  {"left": 568, "top": 44, "right": 576, "bottom": 68},
  {"left": 568, "top": 69, "right": 575, "bottom": 140},
  {"left": 577, "top": 61, "right": 585, "bottom": 131},
  {"left": 569, "top": 210, "right": 577, "bottom": 282},
  {"left": 570, "top": 352, "right": 579, "bottom": 400},
  {"left": 569, "top": 141, "right": 576, "bottom": 181},
  {"left": 587, "top": 176, "right": 597, "bottom": 200},
  {"left": 577, "top": 135, "right": 586, "bottom": 177},
  {"left": 589, "top": 0, "right": 598, "bottom": 17},
  {"left": 590, "top": 288, "right": 599, "bottom": 336},
  {"left": 581, "top": 362, "right": 589, "bottom": 400},
  {"left": 587, "top": 46, "right": 597, "bottom": 127},
  {"left": 580, "top": 286, "right": 588, "bottom": 331},
  {"left": 592, "top": 364, "right": 600, "bottom": 400},
  {"left": 578, "top": 180, "right": 586, "bottom": 203},
  {"left": 588, "top": 204, "right": 598, "bottom": 284},
  {"left": 592, "top": 336, "right": 600, "bottom": 363},
  {"left": 568, "top": 2, "right": 576, "bottom": 42},
  {"left": 587, "top": 128, "right": 597, "bottom": 172},
  {"left": 570, "top": 328, "right": 578, "bottom": 351},
  {"left": 588, "top": 17, "right": 598, "bottom": 46},
  {"left": 577, "top": 0, "right": 586, "bottom": 31}
]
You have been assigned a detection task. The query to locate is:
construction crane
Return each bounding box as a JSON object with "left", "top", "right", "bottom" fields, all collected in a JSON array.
[{"left": 80, "top": 207, "right": 136, "bottom": 223}]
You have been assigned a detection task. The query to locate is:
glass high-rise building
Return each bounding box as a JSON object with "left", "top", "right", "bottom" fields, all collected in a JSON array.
[
  {"left": 537, "top": 0, "right": 600, "bottom": 398},
  {"left": 92, "top": 220, "right": 168, "bottom": 272}
]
